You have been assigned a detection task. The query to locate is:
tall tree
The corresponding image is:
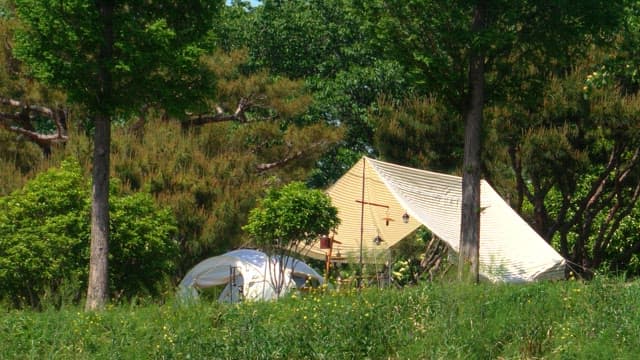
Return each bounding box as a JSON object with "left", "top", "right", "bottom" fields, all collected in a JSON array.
[
  {"left": 14, "top": 0, "right": 221, "bottom": 310},
  {"left": 357, "top": 0, "right": 626, "bottom": 281}
]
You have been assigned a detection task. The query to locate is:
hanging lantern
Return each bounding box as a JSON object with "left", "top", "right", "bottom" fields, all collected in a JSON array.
[
  {"left": 373, "top": 235, "right": 383, "bottom": 246},
  {"left": 319, "top": 235, "right": 331, "bottom": 249},
  {"left": 332, "top": 249, "right": 345, "bottom": 261},
  {"left": 402, "top": 212, "right": 410, "bottom": 224}
]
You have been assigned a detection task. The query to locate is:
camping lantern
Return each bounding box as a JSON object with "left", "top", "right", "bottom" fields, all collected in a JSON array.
[
  {"left": 402, "top": 212, "right": 410, "bottom": 223},
  {"left": 320, "top": 235, "right": 331, "bottom": 249}
]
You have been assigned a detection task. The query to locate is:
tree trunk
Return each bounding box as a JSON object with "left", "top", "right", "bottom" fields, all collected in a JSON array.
[
  {"left": 459, "top": 1, "right": 486, "bottom": 283},
  {"left": 86, "top": 0, "right": 114, "bottom": 311},
  {"left": 86, "top": 112, "right": 111, "bottom": 310}
]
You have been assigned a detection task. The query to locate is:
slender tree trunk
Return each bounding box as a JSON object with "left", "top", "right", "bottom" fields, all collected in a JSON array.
[
  {"left": 459, "top": 1, "right": 486, "bottom": 283},
  {"left": 86, "top": 0, "right": 114, "bottom": 311}
]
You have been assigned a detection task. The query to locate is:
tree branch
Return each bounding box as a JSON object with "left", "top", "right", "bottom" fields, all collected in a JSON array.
[
  {"left": 255, "top": 141, "right": 328, "bottom": 173},
  {"left": 560, "top": 144, "right": 621, "bottom": 240},
  {"left": 256, "top": 150, "right": 305, "bottom": 172},
  {"left": 598, "top": 184, "right": 640, "bottom": 261},
  {"left": 0, "top": 110, "right": 21, "bottom": 122},
  {"left": 182, "top": 96, "right": 256, "bottom": 129},
  {"left": 0, "top": 97, "right": 68, "bottom": 154}
]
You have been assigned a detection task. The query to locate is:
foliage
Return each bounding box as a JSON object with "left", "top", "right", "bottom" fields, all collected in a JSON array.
[
  {"left": 2, "top": 278, "right": 640, "bottom": 358},
  {"left": 373, "top": 95, "right": 463, "bottom": 172},
  {"left": 106, "top": 49, "right": 341, "bottom": 274},
  {"left": 243, "top": 181, "right": 340, "bottom": 249},
  {"left": 243, "top": 181, "right": 339, "bottom": 295},
  {"left": 0, "top": 132, "right": 44, "bottom": 194},
  {"left": 485, "top": 59, "right": 640, "bottom": 276},
  {"left": 0, "top": 159, "right": 178, "bottom": 307},
  {"left": 305, "top": 60, "right": 411, "bottom": 187},
  {"left": 0, "top": 0, "right": 64, "bottom": 102},
  {"left": 245, "top": 1, "right": 412, "bottom": 187},
  {"left": 0, "top": 160, "right": 88, "bottom": 307},
  {"left": 0, "top": 0, "right": 67, "bottom": 181},
  {"left": 354, "top": 0, "right": 470, "bottom": 102},
  {"left": 352, "top": 0, "right": 634, "bottom": 278},
  {"left": 250, "top": 0, "right": 369, "bottom": 79},
  {"left": 13, "top": 0, "right": 221, "bottom": 116},
  {"left": 4, "top": 0, "right": 640, "bottom": 283},
  {"left": 12, "top": 0, "right": 225, "bottom": 309},
  {"left": 356, "top": 0, "right": 625, "bottom": 104},
  {"left": 214, "top": 1, "right": 257, "bottom": 52},
  {"left": 243, "top": 181, "right": 336, "bottom": 295},
  {"left": 108, "top": 189, "right": 178, "bottom": 299}
]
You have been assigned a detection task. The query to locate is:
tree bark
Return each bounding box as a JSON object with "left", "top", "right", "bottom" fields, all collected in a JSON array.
[
  {"left": 459, "top": 1, "right": 486, "bottom": 283},
  {"left": 86, "top": 112, "right": 111, "bottom": 310},
  {"left": 86, "top": 0, "right": 114, "bottom": 311}
]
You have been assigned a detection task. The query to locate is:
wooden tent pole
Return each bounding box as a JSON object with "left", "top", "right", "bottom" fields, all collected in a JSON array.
[{"left": 359, "top": 159, "right": 365, "bottom": 288}]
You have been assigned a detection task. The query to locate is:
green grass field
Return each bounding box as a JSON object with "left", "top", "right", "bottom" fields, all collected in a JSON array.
[{"left": 1, "top": 277, "right": 639, "bottom": 359}]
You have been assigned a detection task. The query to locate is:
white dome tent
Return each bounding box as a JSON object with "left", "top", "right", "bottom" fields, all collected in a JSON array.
[{"left": 178, "top": 249, "right": 323, "bottom": 302}]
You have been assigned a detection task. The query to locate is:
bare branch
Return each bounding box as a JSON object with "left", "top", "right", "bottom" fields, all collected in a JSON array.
[
  {"left": 596, "top": 181, "right": 640, "bottom": 267},
  {"left": 616, "top": 148, "right": 640, "bottom": 183},
  {"left": 6, "top": 125, "right": 67, "bottom": 144},
  {"left": 585, "top": 145, "right": 621, "bottom": 208},
  {"left": 562, "top": 144, "right": 621, "bottom": 236},
  {"left": 0, "top": 110, "right": 21, "bottom": 122},
  {"left": 0, "top": 97, "right": 68, "bottom": 154},
  {"left": 0, "top": 97, "right": 56, "bottom": 118},
  {"left": 0, "top": 97, "right": 22, "bottom": 107},
  {"left": 255, "top": 141, "right": 329, "bottom": 173},
  {"left": 255, "top": 150, "right": 305, "bottom": 172},
  {"left": 182, "top": 96, "right": 256, "bottom": 129}
]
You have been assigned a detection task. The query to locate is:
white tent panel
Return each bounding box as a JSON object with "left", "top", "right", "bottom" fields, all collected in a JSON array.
[{"left": 306, "top": 157, "right": 566, "bottom": 282}]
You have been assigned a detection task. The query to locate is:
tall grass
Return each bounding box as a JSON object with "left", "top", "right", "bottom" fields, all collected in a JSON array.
[{"left": 1, "top": 277, "right": 639, "bottom": 359}]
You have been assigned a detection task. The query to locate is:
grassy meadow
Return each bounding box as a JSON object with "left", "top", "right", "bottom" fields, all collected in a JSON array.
[{"left": 1, "top": 277, "right": 639, "bottom": 359}]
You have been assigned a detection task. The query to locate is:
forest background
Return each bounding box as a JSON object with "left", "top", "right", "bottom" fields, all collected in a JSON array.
[{"left": 2, "top": 0, "right": 640, "bottom": 308}]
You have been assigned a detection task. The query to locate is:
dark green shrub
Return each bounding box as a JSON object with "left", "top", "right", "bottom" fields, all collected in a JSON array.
[
  {"left": 0, "top": 160, "right": 88, "bottom": 307},
  {"left": 0, "top": 159, "right": 178, "bottom": 308},
  {"left": 109, "top": 190, "right": 178, "bottom": 299}
]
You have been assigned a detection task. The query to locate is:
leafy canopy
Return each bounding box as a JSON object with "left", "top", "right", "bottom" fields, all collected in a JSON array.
[{"left": 13, "top": 0, "right": 222, "bottom": 115}]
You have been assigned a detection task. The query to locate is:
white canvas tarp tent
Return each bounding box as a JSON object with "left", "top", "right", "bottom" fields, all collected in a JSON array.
[
  {"left": 305, "top": 157, "right": 566, "bottom": 282},
  {"left": 179, "top": 249, "right": 323, "bottom": 302}
]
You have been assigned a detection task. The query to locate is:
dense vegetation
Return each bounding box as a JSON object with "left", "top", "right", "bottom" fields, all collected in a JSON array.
[
  {"left": 1, "top": 278, "right": 639, "bottom": 359},
  {"left": 2, "top": 0, "right": 640, "bottom": 309},
  {"left": 0, "top": 159, "right": 178, "bottom": 308}
]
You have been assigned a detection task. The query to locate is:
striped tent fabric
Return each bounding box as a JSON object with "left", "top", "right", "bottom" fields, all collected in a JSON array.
[{"left": 305, "top": 157, "right": 566, "bottom": 282}]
